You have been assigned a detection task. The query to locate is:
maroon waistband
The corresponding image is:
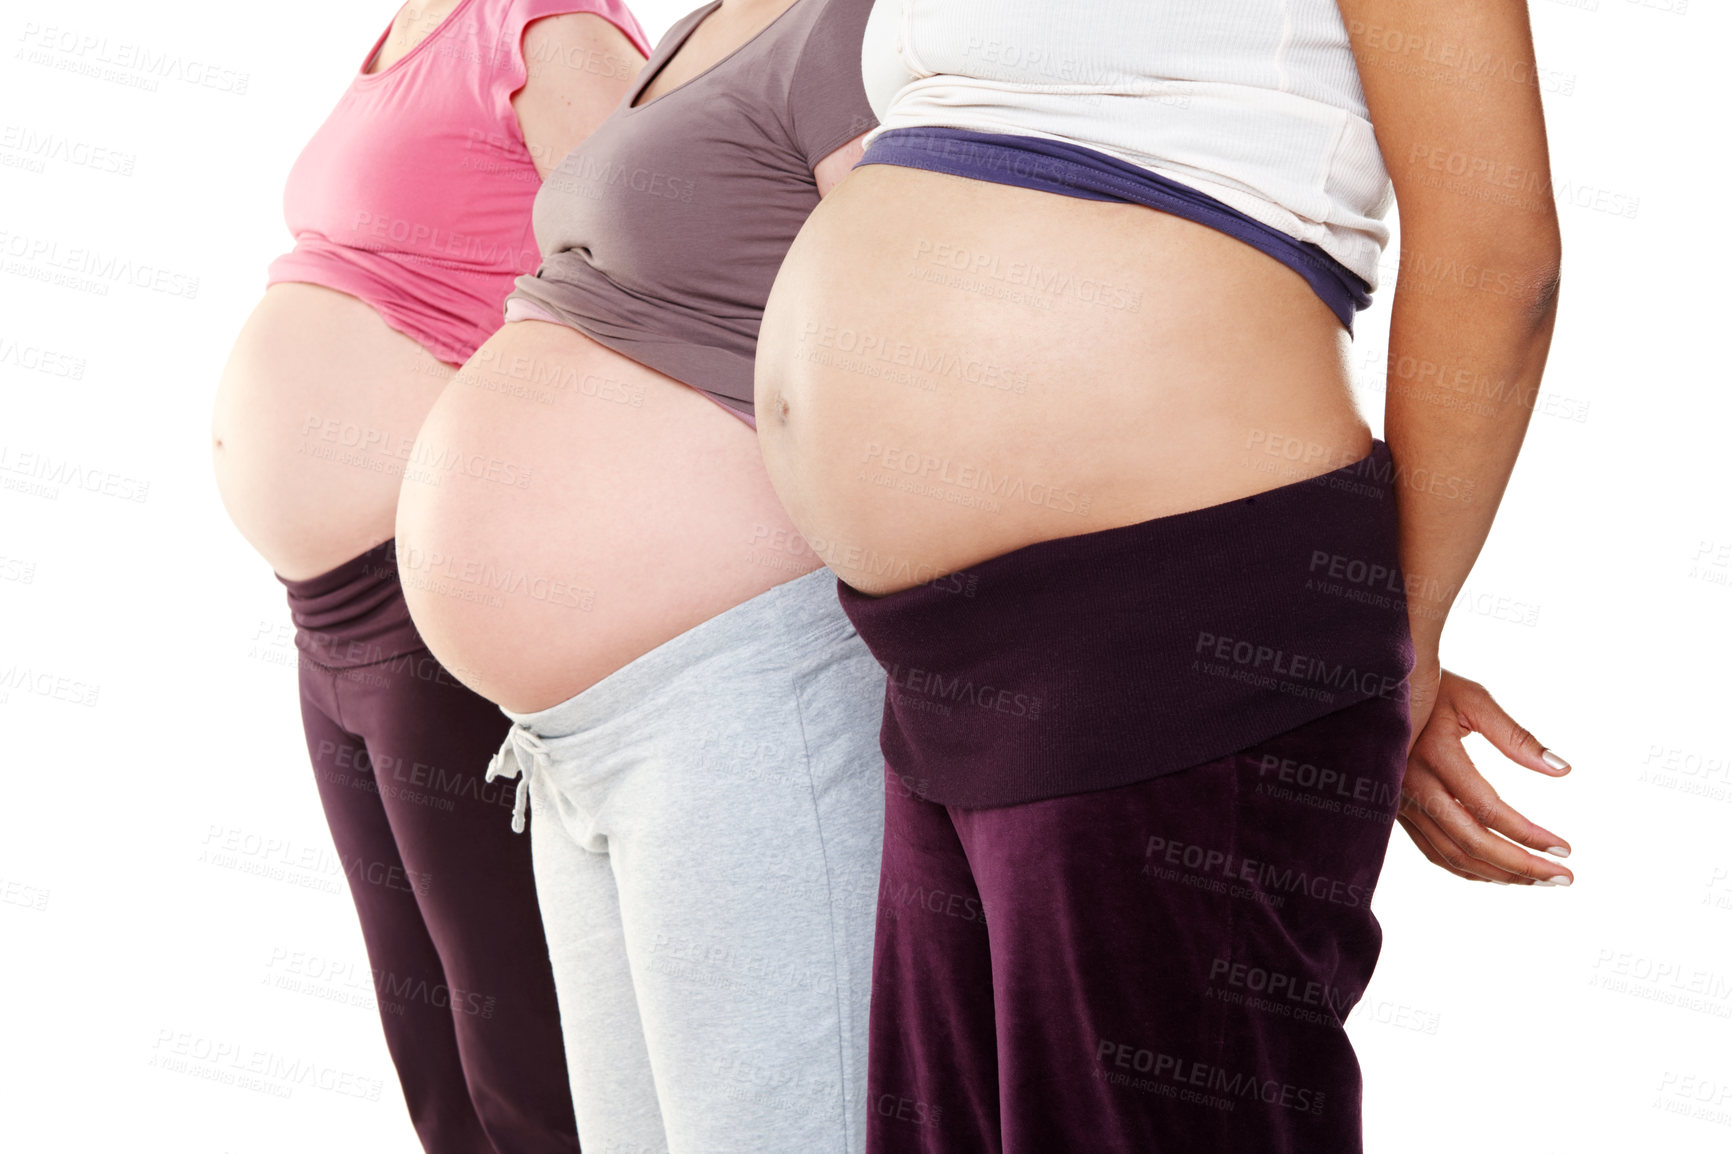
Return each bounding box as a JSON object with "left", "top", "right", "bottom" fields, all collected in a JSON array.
[
  {"left": 836, "top": 442, "right": 1415, "bottom": 809},
  {"left": 277, "top": 539, "right": 425, "bottom": 668}
]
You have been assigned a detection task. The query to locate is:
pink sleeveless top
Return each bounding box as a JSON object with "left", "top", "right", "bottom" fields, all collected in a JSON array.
[{"left": 266, "top": 0, "right": 650, "bottom": 365}]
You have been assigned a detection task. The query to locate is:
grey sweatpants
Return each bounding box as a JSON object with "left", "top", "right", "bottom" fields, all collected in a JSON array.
[{"left": 487, "top": 568, "right": 886, "bottom": 1154}]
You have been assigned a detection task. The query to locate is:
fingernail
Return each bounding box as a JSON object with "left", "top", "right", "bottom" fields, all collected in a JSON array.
[
  {"left": 1537, "top": 875, "right": 1572, "bottom": 887},
  {"left": 1541, "top": 749, "right": 1571, "bottom": 771},
  {"left": 1544, "top": 845, "right": 1571, "bottom": 859}
]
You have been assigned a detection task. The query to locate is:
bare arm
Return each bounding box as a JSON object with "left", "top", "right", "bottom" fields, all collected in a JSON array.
[
  {"left": 1337, "top": 0, "right": 1573, "bottom": 885},
  {"left": 511, "top": 13, "right": 647, "bottom": 179},
  {"left": 1340, "top": 0, "right": 1562, "bottom": 672}
]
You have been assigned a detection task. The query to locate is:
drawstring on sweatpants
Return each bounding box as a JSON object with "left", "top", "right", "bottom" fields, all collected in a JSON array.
[{"left": 486, "top": 724, "right": 550, "bottom": 834}]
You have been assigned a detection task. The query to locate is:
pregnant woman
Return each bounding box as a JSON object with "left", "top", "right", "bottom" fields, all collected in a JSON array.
[
  {"left": 210, "top": 2, "right": 647, "bottom": 1149},
  {"left": 758, "top": 1, "right": 1571, "bottom": 1150},
  {"left": 392, "top": 0, "right": 884, "bottom": 1150}
]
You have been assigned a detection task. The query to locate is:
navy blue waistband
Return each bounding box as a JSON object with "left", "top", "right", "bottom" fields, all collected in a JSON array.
[{"left": 857, "top": 126, "right": 1370, "bottom": 331}]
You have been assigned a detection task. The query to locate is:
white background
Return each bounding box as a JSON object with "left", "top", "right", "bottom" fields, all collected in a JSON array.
[{"left": 1, "top": 0, "right": 1728, "bottom": 1151}]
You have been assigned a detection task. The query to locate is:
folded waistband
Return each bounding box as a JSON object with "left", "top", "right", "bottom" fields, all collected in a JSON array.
[
  {"left": 277, "top": 539, "right": 425, "bottom": 668},
  {"left": 837, "top": 442, "right": 1415, "bottom": 808}
]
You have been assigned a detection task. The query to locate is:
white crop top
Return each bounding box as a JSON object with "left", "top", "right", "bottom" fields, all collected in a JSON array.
[{"left": 859, "top": 0, "right": 1394, "bottom": 288}]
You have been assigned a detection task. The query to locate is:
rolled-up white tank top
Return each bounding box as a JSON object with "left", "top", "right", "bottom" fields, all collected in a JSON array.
[{"left": 858, "top": 0, "right": 1394, "bottom": 289}]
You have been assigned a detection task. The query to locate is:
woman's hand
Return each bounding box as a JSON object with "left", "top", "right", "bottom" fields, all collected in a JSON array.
[{"left": 1396, "top": 665, "right": 1573, "bottom": 886}]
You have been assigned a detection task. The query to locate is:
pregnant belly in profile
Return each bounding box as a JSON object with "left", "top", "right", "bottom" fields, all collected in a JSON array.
[
  {"left": 393, "top": 318, "right": 819, "bottom": 713},
  {"left": 211, "top": 282, "right": 456, "bottom": 579},
  {"left": 755, "top": 165, "right": 1372, "bottom": 596}
]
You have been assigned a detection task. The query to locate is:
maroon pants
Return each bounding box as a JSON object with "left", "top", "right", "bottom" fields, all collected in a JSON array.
[
  {"left": 867, "top": 692, "right": 1409, "bottom": 1154},
  {"left": 283, "top": 541, "right": 578, "bottom": 1153}
]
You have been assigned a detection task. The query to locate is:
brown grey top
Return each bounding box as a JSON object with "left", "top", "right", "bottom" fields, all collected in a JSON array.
[{"left": 506, "top": 0, "right": 877, "bottom": 416}]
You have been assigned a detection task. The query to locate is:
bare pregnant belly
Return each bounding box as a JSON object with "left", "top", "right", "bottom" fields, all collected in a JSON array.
[
  {"left": 755, "top": 165, "right": 1374, "bottom": 595},
  {"left": 394, "top": 319, "right": 818, "bottom": 713},
  {"left": 211, "top": 282, "right": 456, "bottom": 579}
]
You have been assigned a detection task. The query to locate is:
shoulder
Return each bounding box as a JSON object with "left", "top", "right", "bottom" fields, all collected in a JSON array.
[
  {"left": 783, "top": 0, "right": 874, "bottom": 84},
  {"left": 790, "top": 0, "right": 875, "bottom": 53},
  {"left": 781, "top": 0, "right": 878, "bottom": 162},
  {"left": 490, "top": 0, "right": 651, "bottom": 54}
]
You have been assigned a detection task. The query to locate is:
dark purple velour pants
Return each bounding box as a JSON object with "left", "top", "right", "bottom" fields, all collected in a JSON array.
[
  {"left": 280, "top": 540, "right": 578, "bottom": 1154},
  {"left": 840, "top": 442, "right": 1416, "bottom": 1153},
  {"left": 868, "top": 695, "right": 1407, "bottom": 1153}
]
